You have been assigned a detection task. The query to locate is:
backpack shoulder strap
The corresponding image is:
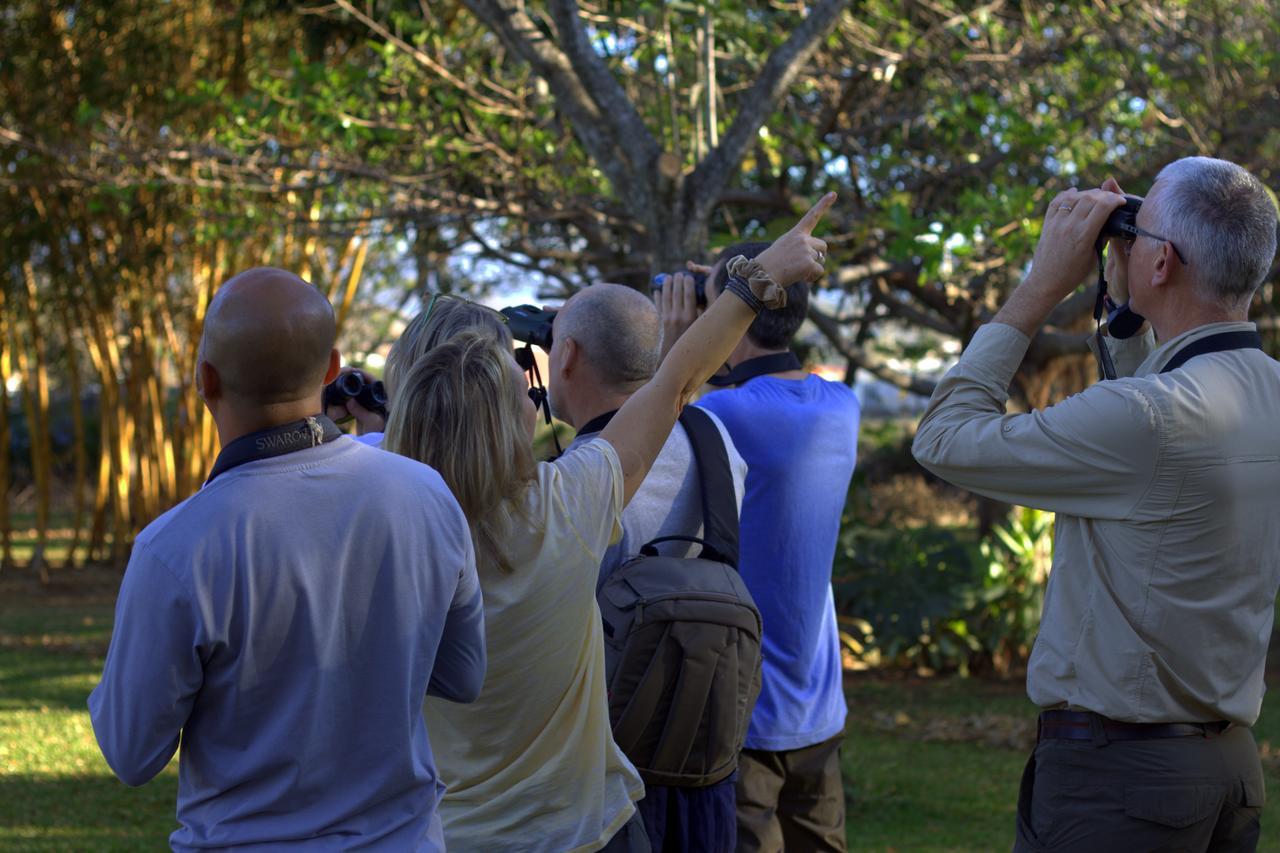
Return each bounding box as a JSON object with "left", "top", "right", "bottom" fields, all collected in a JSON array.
[{"left": 678, "top": 406, "right": 740, "bottom": 569}]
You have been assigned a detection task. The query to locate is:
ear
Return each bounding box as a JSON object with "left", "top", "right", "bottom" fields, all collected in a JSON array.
[
  {"left": 1149, "top": 242, "right": 1174, "bottom": 289},
  {"left": 558, "top": 337, "right": 579, "bottom": 379},
  {"left": 197, "top": 360, "right": 221, "bottom": 402},
  {"left": 324, "top": 348, "right": 341, "bottom": 385}
]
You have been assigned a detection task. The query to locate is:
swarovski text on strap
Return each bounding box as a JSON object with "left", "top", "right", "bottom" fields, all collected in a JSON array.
[{"left": 205, "top": 415, "right": 343, "bottom": 485}]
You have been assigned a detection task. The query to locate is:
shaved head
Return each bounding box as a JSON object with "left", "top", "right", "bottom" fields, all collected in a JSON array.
[
  {"left": 200, "top": 267, "right": 337, "bottom": 405},
  {"left": 555, "top": 283, "right": 660, "bottom": 390}
]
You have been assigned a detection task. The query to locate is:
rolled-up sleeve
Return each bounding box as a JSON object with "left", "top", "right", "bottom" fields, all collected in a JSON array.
[
  {"left": 912, "top": 322, "right": 1162, "bottom": 519},
  {"left": 88, "top": 544, "right": 202, "bottom": 786}
]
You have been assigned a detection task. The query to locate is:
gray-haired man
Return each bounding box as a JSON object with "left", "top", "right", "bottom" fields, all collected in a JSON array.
[
  {"left": 913, "top": 158, "right": 1280, "bottom": 850},
  {"left": 547, "top": 283, "right": 748, "bottom": 852}
]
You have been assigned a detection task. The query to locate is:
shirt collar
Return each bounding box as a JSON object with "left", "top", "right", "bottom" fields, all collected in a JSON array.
[
  {"left": 575, "top": 408, "right": 619, "bottom": 439},
  {"left": 1136, "top": 321, "right": 1259, "bottom": 376}
]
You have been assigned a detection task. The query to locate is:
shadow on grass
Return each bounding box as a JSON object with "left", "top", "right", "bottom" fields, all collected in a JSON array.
[
  {"left": 0, "top": 774, "right": 177, "bottom": 853},
  {"left": 0, "top": 648, "right": 103, "bottom": 713}
]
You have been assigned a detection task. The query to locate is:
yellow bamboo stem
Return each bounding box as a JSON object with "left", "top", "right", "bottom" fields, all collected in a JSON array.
[
  {"left": 19, "top": 263, "right": 53, "bottom": 579},
  {"left": 0, "top": 286, "right": 11, "bottom": 569},
  {"left": 61, "top": 315, "right": 88, "bottom": 569},
  {"left": 334, "top": 237, "right": 370, "bottom": 336}
]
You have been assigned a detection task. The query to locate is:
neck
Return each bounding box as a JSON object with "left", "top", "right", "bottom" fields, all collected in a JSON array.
[
  {"left": 726, "top": 340, "right": 806, "bottom": 378},
  {"left": 571, "top": 390, "right": 632, "bottom": 431},
  {"left": 212, "top": 398, "right": 324, "bottom": 448},
  {"left": 1149, "top": 301, "right": 1248, "bottom": 342}
]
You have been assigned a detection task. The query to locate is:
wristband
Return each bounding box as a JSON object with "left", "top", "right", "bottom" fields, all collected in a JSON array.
[
  {"left": 725, "top": 255, "right": 788, "bottom": 309},
  {"left": 724, "top": 276, "right": 765, "bottom": 314}
]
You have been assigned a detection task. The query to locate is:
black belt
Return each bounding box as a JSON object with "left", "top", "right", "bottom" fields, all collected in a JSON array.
[{"left": 1038, "top": 710, "right": 1232, "bottom": 742}]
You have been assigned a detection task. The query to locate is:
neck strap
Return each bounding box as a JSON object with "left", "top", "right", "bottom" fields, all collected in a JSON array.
[
  {"left": 205, "top": 415, "right": 343, "bottom": 485},
  {"left": 1159, "top": 330, "right": 1264, "bottom": 374},
  {"left": 576, "top": 408, "right": 619, "bottom": 439},
  {"left": 706, "top": 351, "right": 802, "bottom": 388}
]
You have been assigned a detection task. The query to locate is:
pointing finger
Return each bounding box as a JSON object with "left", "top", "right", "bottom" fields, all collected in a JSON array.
[{"left": 793, "top": 192, "right": 837, "bottom": 235}]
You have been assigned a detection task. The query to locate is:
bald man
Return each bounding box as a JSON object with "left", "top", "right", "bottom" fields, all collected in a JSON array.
[
  {"left": 548, "top": 283, "right": 748, "bottom": 852},
  {"left": 89, "top": 268, "right": 486, "bottom": 851}
]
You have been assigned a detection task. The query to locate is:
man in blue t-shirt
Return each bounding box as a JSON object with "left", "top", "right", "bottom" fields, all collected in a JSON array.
[
  {"left": 663, "top": 242, "right": 859, "bottom": 852},
  {"left": 89, "top": 268, "right": 486, "bottom": 851}
]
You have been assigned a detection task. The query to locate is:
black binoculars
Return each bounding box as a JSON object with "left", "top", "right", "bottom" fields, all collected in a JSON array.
[
  {"left": 1097, "top": 195, "right": 1143, "bottom": 246},
  {"left": 501, "top": 305, "right": 556, "bottom": 351},
  {"left": 323, "top": 372, "right": 389, "bottom": 419},
  {"left": 652, "top": 271, "right": 709, "bottom": 308}
]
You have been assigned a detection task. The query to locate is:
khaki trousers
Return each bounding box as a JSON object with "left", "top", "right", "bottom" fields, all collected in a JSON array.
[{"left": 735, "top": 733, "right": 846, "bottom": 852}]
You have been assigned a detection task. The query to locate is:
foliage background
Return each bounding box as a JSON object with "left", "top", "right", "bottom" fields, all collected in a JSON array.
[{"left": 2, "top": 0, "right": 1279, "bottom": 650}]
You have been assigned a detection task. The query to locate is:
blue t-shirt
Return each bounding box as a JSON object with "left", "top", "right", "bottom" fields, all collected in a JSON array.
[
  {"left": 89, "top": 437, "right": 485, "bottom": 851},
  {"left": 697, "top": 374, "right": 860, "bottom": 751}
]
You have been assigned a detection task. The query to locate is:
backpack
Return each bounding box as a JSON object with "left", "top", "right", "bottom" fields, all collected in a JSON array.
[{"left": 597, "top": 406, "right": 763, "bottom": 788}]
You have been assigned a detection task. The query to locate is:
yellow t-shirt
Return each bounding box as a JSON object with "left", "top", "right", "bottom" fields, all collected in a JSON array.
[{"left": 424, "top": 438, "right": 645, "bottom": 852}]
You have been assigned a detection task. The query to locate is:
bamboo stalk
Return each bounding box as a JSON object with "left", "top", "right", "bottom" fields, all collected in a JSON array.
[
  {"left": 334, "top": 236, "right": 370, "bottom": 336},
  {"left": 76, "top": 299, "right": 111, "bottom": 563},
  {"left": 0, "top": 285, "right": 11, "bottom": 569},
  {"left": 19, "top": 262, "right": 52, "bottom": 581},
  {"left": 61, "top": 314, "right": 88, "bottom": 569}
]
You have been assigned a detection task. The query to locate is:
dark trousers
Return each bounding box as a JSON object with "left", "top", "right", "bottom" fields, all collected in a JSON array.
[
  {"left": 637, "top": 777, "right": 737, "bottom": 853},
  {"left": 601, "top": 807, "right": 653, "bottom": 853},
  {"left": 736, "top": 733, "right": 846, "bottom": 852},
  {"left": 1014, "top": 722, "right": 1263, "bottom": 852}
]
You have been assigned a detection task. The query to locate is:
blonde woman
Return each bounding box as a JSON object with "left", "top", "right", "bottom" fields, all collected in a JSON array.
[
  {"left": 385, "top": 195, "right": 835, "bottom": 852},
  {"left": 328, "top": 295, "right": 512, "bottom": 443}
]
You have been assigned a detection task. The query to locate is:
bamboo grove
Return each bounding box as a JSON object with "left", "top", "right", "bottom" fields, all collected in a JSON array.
[{"left": 2, "top": 184, "right": 375, "bottom": 575}]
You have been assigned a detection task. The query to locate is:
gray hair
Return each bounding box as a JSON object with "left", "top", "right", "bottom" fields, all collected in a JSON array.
[
  {"left": 555, "top": 283, "right": 661, "bottom": 391},
  {"left": 1152, "top": 157, "right": 1278, "bottom": 309}
]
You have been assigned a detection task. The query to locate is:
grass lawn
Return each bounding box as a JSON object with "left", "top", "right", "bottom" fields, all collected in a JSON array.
[{"left": 3, "top": 578, "right": 1280, "bottom": 851}]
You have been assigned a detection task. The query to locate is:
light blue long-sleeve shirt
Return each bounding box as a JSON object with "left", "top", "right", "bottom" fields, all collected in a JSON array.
[{"left": 89, "top": 437, "right": 485, "bottom": 851}]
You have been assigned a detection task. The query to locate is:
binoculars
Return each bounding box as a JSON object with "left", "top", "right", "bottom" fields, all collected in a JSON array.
[
  {"left": 323, "top": 372, "right": 389, "bottom": 419},
  {"left": 1097, "top": 195, "right": 1143, "bottom": 246},
  {"left": 501, "top": 305, "right": 556, "bottom": 351},
  {"left": 652, "top": 271, "right": 709, "bottom": 308}
]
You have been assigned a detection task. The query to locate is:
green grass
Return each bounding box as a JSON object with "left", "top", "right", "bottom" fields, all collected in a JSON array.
[
  {"left": 0, "top": 598, "right": 179, "bottom": 851},
  {"left": 3, "top": 595, "right": 1280, "bottom": 851}
]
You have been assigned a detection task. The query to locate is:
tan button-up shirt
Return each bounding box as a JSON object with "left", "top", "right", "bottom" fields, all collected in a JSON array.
[{"left": 913, "top": 320, "right": 1280, "bottom": 725}]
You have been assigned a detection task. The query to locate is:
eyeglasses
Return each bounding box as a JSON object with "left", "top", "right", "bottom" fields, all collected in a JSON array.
[{"left": 1122, "top": 227, "right": 1188, "bottom": 265}]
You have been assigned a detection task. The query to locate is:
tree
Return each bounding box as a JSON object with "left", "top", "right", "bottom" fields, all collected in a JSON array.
[{"left": 3, "top": 0, "right": 1279, "bottom": 572}]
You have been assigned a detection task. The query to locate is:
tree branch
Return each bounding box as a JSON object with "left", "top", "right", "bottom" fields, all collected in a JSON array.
[
  {"left": 545, "top": 0, "right": 660, "bottom": 175},
  {"left": 688, "top": 0, "right": 849, "bottom": 217},
  {"left": 808, "top": 304, "right": 939, "bottom": 397},
  {"left": 457, "top": 0, "right": 637, "bottom": 201}
]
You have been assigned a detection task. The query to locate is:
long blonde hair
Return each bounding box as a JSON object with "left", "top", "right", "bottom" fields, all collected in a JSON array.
[
  {"left": 385, "top": 331, "right": 535, "bottom": 572},
  {"left": 384, "top": 295, "right": 512, "bottom": 400}
]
